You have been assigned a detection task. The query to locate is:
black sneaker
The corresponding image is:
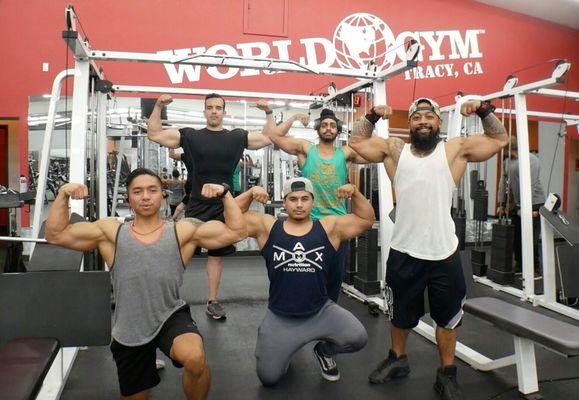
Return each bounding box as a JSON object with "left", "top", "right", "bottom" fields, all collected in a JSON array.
[
  {"left": 368, "top": 349, "right": 410, "bottom": 384},
  {"left": 434, "top": 365, "right": 464, "bottom": 400},
  {"left": 206, "top": 301, "right": 226, "bottom": 320},
  {"left": 313, "top": 342, "right": 340, "bottom": 381}
]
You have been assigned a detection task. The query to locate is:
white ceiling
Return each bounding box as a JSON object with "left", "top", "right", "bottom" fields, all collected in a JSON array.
[{"left": 475, "top": 0, "right": 579, "bottom": 30}]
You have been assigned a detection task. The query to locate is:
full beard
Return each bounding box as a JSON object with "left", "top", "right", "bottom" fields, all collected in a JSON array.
[
  {"left": 410, "top": 126, "right": 440, "bottom": 152},
  {"left": 318, "top": 132, "right": 337, "bottom": 143}
]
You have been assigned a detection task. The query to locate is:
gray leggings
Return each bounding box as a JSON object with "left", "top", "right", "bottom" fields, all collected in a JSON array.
[{"left": 255, "top": 300, "right": 368, "bottom": 386}]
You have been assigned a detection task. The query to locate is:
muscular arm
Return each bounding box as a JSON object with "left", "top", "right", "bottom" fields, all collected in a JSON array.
[
  {"left": 235, "top": 186, "right": 269, "bottom": 213},
  {"left": 324, "top": 185, "right": 375, "bottom": 245},
  {"left": 349, "top": 105, "right": 400, "bottom": 163},
  {"left": 349, "top": 136, "right": 404, "bottom": 164},
  {"left": 263, "top": 113, "right": 311, "bottom": 156},
  {"left": 245, "top": 100, "right": 275, "bottom": 150},
  {"left": 242, "top": 211, "right": 275, "bottom": 248},
  {"left": 458, "top": 101, "right": 509, "bottom": 162},
  {"left": 342, "top": 145, "right": 373, "bottom": 164},
  {"left": 193, "top": 191, "right": 247, "bottom": 249},
  {"left": 247, "top": 131, "right": 272, "bottom": 150},
  {"left": 147, "top": 95, "right": 181, "bottom": 148},
  {"left": 352, "top": 116, "right": 376, "bottom": 138},
  {"left": 350, "top": 105, "right": 392, "bottom": 138},
  {"left": 45, "top": 184, "right": 113, "bottom": 251}
]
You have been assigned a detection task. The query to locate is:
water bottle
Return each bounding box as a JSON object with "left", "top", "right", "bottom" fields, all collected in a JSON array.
[{"left": 19, "top": 175, "right": 27, "bottom": 193}]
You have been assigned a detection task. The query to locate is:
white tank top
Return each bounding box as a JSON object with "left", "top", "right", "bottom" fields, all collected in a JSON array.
[{"left": 390, "top": 142, "right": 458, "bottom": 260}]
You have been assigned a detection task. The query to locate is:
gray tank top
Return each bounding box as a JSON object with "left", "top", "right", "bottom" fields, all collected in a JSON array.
[{"left": 111, "top": 221, "right": 187, "bottom": 346}]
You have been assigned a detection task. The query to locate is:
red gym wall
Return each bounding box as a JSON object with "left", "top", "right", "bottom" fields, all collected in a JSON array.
[{"left": 0, "top": 0, "right": 578, "bottom": 225}]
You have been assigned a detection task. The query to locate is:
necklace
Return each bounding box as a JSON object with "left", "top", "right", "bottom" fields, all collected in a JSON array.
[{"left": 130, "top": 221, "right": 165, "bottom": 236}]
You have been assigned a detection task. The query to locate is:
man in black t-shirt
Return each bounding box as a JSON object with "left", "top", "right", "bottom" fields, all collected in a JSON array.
[{"left": 148, "top": 93, "right": 272, "bottom": 320}]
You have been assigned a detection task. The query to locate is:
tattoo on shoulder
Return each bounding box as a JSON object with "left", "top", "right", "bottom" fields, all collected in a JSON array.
[
  {"left": 352, "top": 117, "right": 374, "bottom": 137},
  {"left": 482, "top": 114, "right": 507, "bottom": 137},
  {"left": 388, "top": 138, "right": 405, "bottom": 162}
]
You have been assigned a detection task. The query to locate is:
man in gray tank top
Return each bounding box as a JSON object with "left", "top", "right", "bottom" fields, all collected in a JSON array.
[
  {"left": 46, "top": 168, "right": 247, "bottom": 400},
  {"left": 349, "top": 98, "right": 508, "bottom": 400}
]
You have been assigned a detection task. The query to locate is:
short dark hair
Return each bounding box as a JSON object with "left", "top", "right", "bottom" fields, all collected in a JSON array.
[
  {"left": 204, "top": 93, "right": 226, "bottom": 110},
  {"left": 126, "top": 168, "right": 163, "bottom": 190},
  {"left": 172, "top": 169, "right": 180, "bottom": 178}
]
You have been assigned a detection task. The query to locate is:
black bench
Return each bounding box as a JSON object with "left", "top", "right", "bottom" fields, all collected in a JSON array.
[
  {"left": 26, "top": 213, "right": 85, "bottom": 272},
  {"left": 0, "top": 270, "right": 111, "bottom": 400},
  {"left": 0, "top": 338, "right": 60, "bottom": 400}
]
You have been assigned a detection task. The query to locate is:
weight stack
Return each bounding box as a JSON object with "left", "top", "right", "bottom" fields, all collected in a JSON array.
[
  {"left": 471, "top": 249, "right": 487, "bottom": 276},
  {"left": 343, "top": 238, "right": 357, "bottom": 285},
  {"left": 472, "top": 183, "right": 488, "bottom": 222},
  {"left": 487, "top": 222, "right": 516, "bottom": 285},
  {"left": 353, "top": 228, "right": 381, "bottom": 295}
]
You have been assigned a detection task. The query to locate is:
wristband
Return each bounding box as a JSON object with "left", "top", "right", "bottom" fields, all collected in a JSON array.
[
  {"left": 475, "top": 101, "right": 496, "bottom": 119},
  {"left": 218, "top": 183, "right": 231, "bottom": 198},
  {"left": 365, "top": 107, "right": 381, "bottom": 125},
  {"left": 265, "top": 110, "right": 273, "bottom": 115}
]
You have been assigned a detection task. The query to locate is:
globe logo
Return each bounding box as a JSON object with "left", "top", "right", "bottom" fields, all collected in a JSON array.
[{"left": 333, "top": 13, "right": 397, "bottom": 72}]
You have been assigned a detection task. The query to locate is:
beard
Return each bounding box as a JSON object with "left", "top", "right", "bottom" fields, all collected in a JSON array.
[
  {"left": 410, "top": 125, "right": 440, "bottom": 152},
  {"left": 318, "top": 132, "right": 337, "bottom": 143}
]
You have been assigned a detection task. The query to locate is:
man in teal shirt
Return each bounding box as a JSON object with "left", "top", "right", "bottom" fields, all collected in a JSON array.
[{"left": 263, "top": 106, "right": 370, "bottom": 302}]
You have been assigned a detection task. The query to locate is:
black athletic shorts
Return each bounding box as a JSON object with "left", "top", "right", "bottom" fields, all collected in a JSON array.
[
  {"left": 386, "top": 248, "right": 466, "bottom": 330},
  {"left": 110, "top": 306, "right": 200, "bottom": 397},
  {"left": 186, "top": 199, "right": 236, "bottom": 257}
]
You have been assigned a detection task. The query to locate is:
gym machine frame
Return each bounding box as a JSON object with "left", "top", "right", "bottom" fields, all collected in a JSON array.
[
  {"left": 25, "top": 5, "right": 419, "bottom": 398},
  {"left": 450, "top": 78, "right": 579, "bottom": 321}
]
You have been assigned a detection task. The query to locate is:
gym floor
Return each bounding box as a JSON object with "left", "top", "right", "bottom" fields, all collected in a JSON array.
[{"left": 60, "top": 254, "right": 579, "bottom": 400}]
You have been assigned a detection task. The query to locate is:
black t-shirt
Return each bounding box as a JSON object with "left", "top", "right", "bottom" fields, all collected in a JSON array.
[{"left": 179, "top": 127, "right": 248, "bottom": 214}]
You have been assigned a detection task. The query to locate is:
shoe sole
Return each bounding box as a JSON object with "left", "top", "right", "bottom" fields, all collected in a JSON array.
[
  {"left": 205, "top": 310, "right": 226, "bottom": 320},
  {"left": 368, "top": 367, "right": 410, "bottom": 384},
  {"left": 321, "top": 372, "right": 340, "bottom": 382}
]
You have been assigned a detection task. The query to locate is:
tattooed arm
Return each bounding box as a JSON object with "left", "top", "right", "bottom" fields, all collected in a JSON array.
[
  {"left": 348, "top": 104, "right": 401, "bottom": 163},
  {"left": 456, "top": 101, "right": 509, "bottom": 162},
  {"left": 351, "top": 105, "right": 392, "bottom": 138}
]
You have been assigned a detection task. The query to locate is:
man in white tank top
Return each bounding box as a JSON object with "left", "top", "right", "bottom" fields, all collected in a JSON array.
[
  {"left": 45, "top": 168, "right": 247, "bottom": 400},
  {"left": 349, "top": 98, "right": 508, "bottom": 400}
]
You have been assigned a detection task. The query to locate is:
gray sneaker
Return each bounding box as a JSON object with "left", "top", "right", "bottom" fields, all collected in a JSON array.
[
  {"left": 206, "top": 301, "right": 226, "bottom": 320},
  {"left": 368, "top": 349, "right": 410, "bottom": 384}
]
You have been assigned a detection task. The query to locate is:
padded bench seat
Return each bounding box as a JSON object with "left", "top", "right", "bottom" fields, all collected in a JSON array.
[
  {"left": 464, "top": 297, "right": 579, "bottom": 356},
  {"left": 0, "top": 338, "right": 60, "bottom": 400}
]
